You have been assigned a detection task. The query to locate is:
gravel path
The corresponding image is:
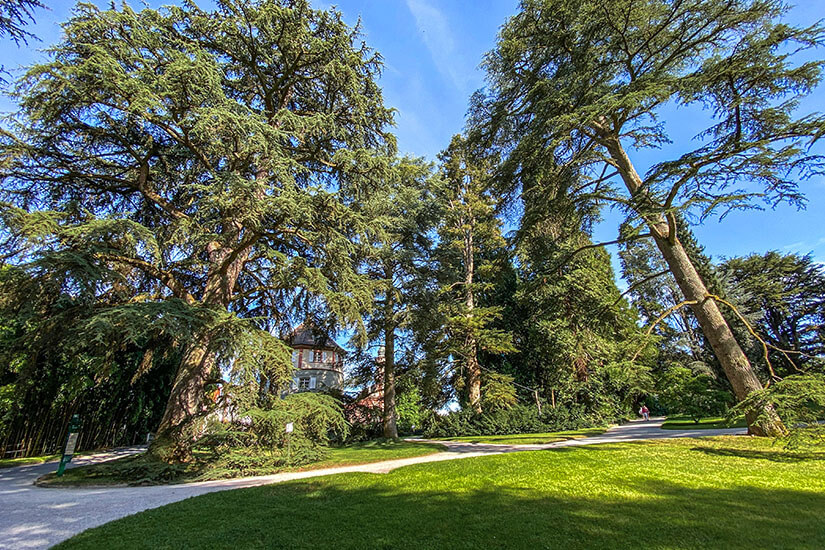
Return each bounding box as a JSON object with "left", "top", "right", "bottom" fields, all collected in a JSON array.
[{"left": 0, "top": 418, "right": 745, "bottom": 549}]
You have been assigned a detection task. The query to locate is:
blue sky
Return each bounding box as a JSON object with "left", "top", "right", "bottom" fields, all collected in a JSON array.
[{"left": 2, "top": 0, "right": 825, "bottom": 278}]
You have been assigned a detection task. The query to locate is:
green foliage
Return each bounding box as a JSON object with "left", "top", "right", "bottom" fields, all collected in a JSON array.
[
  {"left": 474, "top": 0, "right": 825, "bottom": 221},
  {"left": 422, "top": 134, "right": 515, "bottom": 410},
  {"left": 619, "top": 225, "right": 705, "bottom": 363},
  {"left": 395, "top": 383, "right": 427, "bottom": 435},
  {"left": 433, "top": 135, "right": 515, "bottom": 356},
  {"left": 733, "top": 374, "right": 825, "bottom": 447},
  {"left": 658, "top": 366, "right": 733, "bottom": 423},
  {"left": 191, "top": 392, "right": 349, "bottom": 478},
  {"left": 503, "top": 186, "right": 655, "bottom": 419},
  {"left": 0, "top": 0, "right": 395, "bottom": 446},
  {"left": 472, "top": 0, "right": 825, "bottom": 436},
  {"left": 348, "top": 156, "right": 439, "bottom": 438},
  {"left": 719, "top": 252, "right": 825, "bottom": 375},
  {"left": 424, "top": 403, "right": 607, "bottom": 438},
  {"left": 0, "top": 267, "right": 177, "bottom": 456},
  {"left": 480, "top": 372, "right": 518, "bottom": 412}
]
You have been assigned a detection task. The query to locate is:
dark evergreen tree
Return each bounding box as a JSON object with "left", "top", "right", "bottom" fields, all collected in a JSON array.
[
  {"left": 720, "top": 252, "right": 825, "bottom": 375},
  {"left": 0, "top": 0, "right": 394, "bottom": 459},
  {"left": 508, "top": 174, "right": 653, "bottom": 418}
]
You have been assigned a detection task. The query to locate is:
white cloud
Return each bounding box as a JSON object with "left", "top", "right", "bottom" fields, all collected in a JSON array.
[
  {"left": 405, "top": 0, "right": 469, "bottom": 91},
  {"left": 781, "top": 236, "right": 825, "bottom": 254}
]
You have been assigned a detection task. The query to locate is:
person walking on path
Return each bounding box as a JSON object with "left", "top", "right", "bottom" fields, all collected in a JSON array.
[{"left": 640, "top": 405, "right": 650, "bottom": 421}]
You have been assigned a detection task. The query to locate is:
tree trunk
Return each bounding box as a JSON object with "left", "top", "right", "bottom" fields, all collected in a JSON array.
[
  {"left": 382, "top": 318, "right": 398, "bottom": 439},
  {"left": 150, "top": 335, "right": 215, "bottom": 461},
  {"left": 653, "top": 234, "right": 784, "bottom": 435},
  {"left": 150, "top": 236, "right": 253, "bottom": 460},
  {"left": 602, "top": 135, "right": 785, "bottom": 437},
  {"left": 464, "top": 228, "right": 482, "bottom": 414}
]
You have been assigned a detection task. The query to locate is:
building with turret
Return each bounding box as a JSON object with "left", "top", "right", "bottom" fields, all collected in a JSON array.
[{"left": 286, "top": 324, "right": 345, "bottom": 392}]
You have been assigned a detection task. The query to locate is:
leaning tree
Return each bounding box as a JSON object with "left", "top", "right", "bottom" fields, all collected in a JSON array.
[
  {"left": 472, "top": 0, "right": 825, "bottom": 435},
  {"left": 0, "top": 0, "right": 394, "bottom": 459}
]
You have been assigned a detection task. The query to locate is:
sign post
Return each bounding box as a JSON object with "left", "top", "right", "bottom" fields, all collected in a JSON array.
[
  {"left": 56, "top": 414, "right": 81, "bottom": 477},
  {"left": 285, "top": 422, "right": 294, "bottom": 464}
]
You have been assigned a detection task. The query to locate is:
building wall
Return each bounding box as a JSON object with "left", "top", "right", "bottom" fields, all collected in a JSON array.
[
  {"left": 290, "top": 347, "right": 344, "bottom": 391},
  {"left": 292, "top": 368, "right": 343, "bottom": 391}
]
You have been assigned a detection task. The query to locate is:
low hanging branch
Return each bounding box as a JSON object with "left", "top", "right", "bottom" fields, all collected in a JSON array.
[
  {"left": 708, "top": 294, "right": 806, "bottom": 381},
  {"left": 629, "top": 292, "right": 807, "bottom": 384},
  {"left": 630, "top": 297, "right": 702, "bottom": 363}
]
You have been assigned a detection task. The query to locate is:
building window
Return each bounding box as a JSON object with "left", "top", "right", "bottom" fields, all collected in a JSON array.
[
  {"left": 292, "top": 350, "right": 299, "bottom": 366},
  {"left": 298, "top": 377, "right": 311, "bottom": 390},
  {"left": 313, "top": 349, "right": 323, "bottom": 362}
]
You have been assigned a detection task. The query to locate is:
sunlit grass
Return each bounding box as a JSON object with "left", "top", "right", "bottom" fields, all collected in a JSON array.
[
  {"left": 661, "top": 416, "right": 748, "bottom": 430},
  {"left": 0, "top": 452, "right": 60, "bottom": 468},
  {"left": 57, "top": 436, "right": 825, "bottom": 549}
]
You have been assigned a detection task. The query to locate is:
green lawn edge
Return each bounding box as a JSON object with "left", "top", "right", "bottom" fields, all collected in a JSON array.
[
  {"left": 36, "top": 440, "right": 446, "bottom": 488},
  {"left": 431, "top": 426, "right": 608, "bottom": 445},
  {"left": 0, "top": 448, "right": 107, "bottom": 469},
  {"left": 0, "top": 453, "right": 61, "bottom": 469}
]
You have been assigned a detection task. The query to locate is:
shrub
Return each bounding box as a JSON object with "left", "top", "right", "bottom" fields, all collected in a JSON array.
[
  {"left": 732, "top": 373, "right": 825, "bottom": 448},
  {"left": 397, "top": 385, "right": 427, "bottom": 435},
  {"left": 423, "top": 403, "right": 608, "bottom": 438},
  {"left": 197, "top": 392, "right": 348, "bottom": 475},
  {"left": 657, "top": 366, "right": 733, "bottom": 422}
]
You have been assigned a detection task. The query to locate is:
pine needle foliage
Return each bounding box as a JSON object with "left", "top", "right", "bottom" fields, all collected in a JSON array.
[{"left": 0, "top": 0, "right": 395, "bottom": 455}]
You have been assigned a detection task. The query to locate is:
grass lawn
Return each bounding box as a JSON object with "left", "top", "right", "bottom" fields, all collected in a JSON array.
[
  {"left": 432, "top": 426, "right": 607, "bottom": 444},
  {"left": 56, "top": 436, "right": 825, "bottom": 549},
  {"left": 37, "top": 440, "right": 445, "bottom": 487},
  {"left": 0, "top": 453, "right": 61, "bottom": 468},
  {"left": 662, "top": 416, "right": 748, "bottom": 430},
  {"left": 0, "top": 448, "right": 104, "bottom": 469}
]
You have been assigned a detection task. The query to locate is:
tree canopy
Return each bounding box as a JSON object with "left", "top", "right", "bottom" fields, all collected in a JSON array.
[
  {"left": 0, "top": 0, "right": 395, "bottom": 458},
  {"left": 469, "top": 0, "right": 825, "bottom": 436}
]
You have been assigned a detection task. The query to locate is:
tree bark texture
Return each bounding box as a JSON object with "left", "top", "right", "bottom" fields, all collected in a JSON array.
[
  {"left": 602, "top": 135, "right": 785, "bottom": 437},
  {"left": 150, "top": 336, "right": 215, "bottom": 461},
  {"left": 382, "top": 318, "right": 399, "bottom": 439},
  {"left": 151, "top": 240, "right": 253, "bottom": 460},
  {"left": 464, "top": 226, "right": 482, "bottom": 414}
]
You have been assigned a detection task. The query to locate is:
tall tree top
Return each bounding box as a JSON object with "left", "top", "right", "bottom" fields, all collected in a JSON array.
[{"left": 473, "top": 0, "right": 825, "bottom": 222}]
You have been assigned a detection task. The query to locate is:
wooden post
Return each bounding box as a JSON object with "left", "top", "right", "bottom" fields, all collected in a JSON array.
[
  {"left": 533, "top": 390, "right": 542, "bottom": 416},
  {"left": 551, "top": 389, "right": 556, "bottom": 409}
]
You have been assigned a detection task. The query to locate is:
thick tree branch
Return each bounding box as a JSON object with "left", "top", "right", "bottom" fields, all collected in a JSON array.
[{"left": 97, "top": 253, "right": 196, "bottom": 305}]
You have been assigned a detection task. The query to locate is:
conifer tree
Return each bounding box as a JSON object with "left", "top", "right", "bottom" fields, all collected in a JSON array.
[
  {"left": 472, "top": 0, "right": 825, "bottom": 435},
  {"left": 511, "top": 173, "right": 652, "bottom": 416},
  {"left": 720, "top": 252, "right": 825, "bottom": 375},
  {"left": 0, "top": 0, "right": 394, "bottom": 459},
  {"left": 352, "top": 157, "right": 437, "bottom": 439},
  {"left": 433, "top": 135, "right": 514, "bottom": 413}
]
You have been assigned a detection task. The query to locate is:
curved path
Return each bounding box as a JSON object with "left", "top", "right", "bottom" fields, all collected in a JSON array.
[{"left": 0, "top": 418, "right": 744, "bottom": 549}]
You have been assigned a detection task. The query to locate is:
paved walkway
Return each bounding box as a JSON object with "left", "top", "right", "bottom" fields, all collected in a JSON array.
[{"left": 0, "top": 418, "right": 745, "bottom": 549}]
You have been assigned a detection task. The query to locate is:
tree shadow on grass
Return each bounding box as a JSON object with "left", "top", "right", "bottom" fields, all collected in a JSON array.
[
  {"left": 59, "top": 472, "right": 825, "bottom": 550},
  {"left": 689, "top": 446, "right": 825, "bottom": 463}
]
